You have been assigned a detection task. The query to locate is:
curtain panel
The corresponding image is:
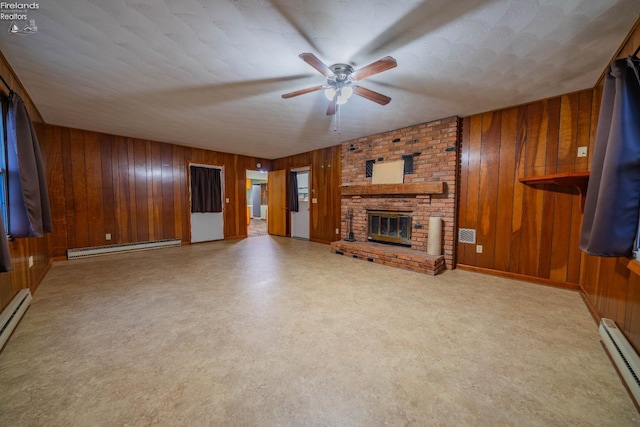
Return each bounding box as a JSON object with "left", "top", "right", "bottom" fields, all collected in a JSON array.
[
  {"left": 289, "top": 171, "right": 299, "bottom": 213},
  {"left": 0, "top": 92, "right": 53, "bottom": 272},
  {"left": 190, "top": 166, "right": 222, "bottom": 213},
  {"left": 580, "top": 57, "right": 640, "bottom": 257}
]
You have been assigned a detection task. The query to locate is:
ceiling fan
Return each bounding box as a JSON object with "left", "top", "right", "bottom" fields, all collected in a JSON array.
[{"left": 282, "top": 53, "right": 397, "bottom": 116}]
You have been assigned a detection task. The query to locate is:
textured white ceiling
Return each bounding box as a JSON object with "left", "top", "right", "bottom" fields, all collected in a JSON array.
[{"left": 0, "top": 0, "right": 638, "bottom": 159}]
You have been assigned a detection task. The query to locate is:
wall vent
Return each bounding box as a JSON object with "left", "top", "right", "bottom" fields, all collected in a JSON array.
[
  {"left": 600, "top": 318, "right": 640, "bottom": 405},
  {"left": 458, "top": 228, "right": 476, "bottom": 244},
  {"left": 67, "top": 239, "right": 181, "bottom": 260},
  {"left": 0, "top": 289, "right": 32, "bottom": 350}
]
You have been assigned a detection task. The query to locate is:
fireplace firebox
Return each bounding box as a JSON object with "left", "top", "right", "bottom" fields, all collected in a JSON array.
[{"left": 367, "top": 210, "right": 412, "bottom": 246}]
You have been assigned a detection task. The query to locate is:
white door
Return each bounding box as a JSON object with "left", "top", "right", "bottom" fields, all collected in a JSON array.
[
  {"left": 291, "top": 170, "right": 310, "bottom": 239},
  {"left": 190, "top": 165, "right": 224, "bottom": 243}
]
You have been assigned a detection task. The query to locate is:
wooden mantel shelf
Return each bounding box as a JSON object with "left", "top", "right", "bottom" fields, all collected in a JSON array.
[
  {"left": 341, "top": 182, "right": 444, "bottom": 197},
  {"left": 519, "top": 171, "right": 590, "bottom": 211}
]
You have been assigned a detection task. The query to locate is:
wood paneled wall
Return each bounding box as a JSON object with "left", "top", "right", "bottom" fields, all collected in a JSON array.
[
  {"left": 458, "top": 17, "right": 640, "bottom": 352},
  {"left": 579, "top": 18, "right": 640, "bottom": 352},
  {"left": 41, "top": 125, "right": 270, "bottom": 258},
  {"left": 0, "top": 51, "right": 51, "bottom": 313},
  {"left": 272, "top": 146, "right": 341, "bottom": 244},
  {"left": 458, "top": 89, "right": 595, "bottom": 287}
]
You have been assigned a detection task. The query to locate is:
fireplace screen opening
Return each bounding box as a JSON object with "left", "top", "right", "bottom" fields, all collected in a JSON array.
[{"left": 368, "top": 211, "right": 412, "bottom": 246}]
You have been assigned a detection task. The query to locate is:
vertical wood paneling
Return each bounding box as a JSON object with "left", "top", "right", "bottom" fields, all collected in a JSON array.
[
  {"left": 458, "top": 89, "right": 594, "bottom": 286},
  {"left": 40, "top": 124, "right": 272, "bottom": 256},
  {"left": 462, "top": 115, "right": 482, "bottom": 266},
  {"left": 271, "top": 146, "right": 341, "bottom": 244},
  {"left": 69, "top": 129, "right": 90, "bottom": 248},
  {"left": 161, "top": 142, "right": 175, "bottom": 239},
  {"left": 44, "top": 125, "right": 66, "bottom": 256},
  {"left": 476, "top": 112, "right": 501, "bottom": 269},
  {"left": 458, "top": 117, "right": 471, "bottom": 264},
  {"left": 84, "top": 131, "right": 105, "bottom": 247},
  {"left": 509, "top": 106, "right": 527, "bottom": 273},
  {"left": 100, "top": 133, "right": 116, "bottom": 245},
  {"left": 494, "top": 109, "right": 516, "bottom": 272},
  {"left": 151, "top": 141, "right": 164, "bottom": 239},
  {"left": 519, "top": 102, "right": 544, "bottom": 276}
]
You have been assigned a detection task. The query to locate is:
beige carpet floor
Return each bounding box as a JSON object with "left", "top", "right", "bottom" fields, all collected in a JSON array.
[{"left": 0, "top": 236, "right": 637, "bottom": 426}]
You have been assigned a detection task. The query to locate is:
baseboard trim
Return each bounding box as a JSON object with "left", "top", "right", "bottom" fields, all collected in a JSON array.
[
  {"left": 31, "top": 258, "right": 53, "bottom": 294},
  {"left": 579, "top": 285, "right": 602, "bottom": 325},
  {"left": 456, "top": 265, "right": 580, "bottom": 291}
]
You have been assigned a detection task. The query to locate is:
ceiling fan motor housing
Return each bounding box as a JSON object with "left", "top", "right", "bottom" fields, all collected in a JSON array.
[{"left": 329, "top": 63, "right": 355, "bottom": 82}]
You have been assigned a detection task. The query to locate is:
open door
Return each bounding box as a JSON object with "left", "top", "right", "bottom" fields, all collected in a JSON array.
[
  {"left": 291, "top": 168, "right": 310, "bottom": 239},
  {"left": 268, "top": 169, "right": 287, "bottom": 236}
]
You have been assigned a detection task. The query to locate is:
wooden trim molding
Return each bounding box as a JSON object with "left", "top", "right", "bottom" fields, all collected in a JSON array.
[
  {"left": 457, "top": 264, "right": 581, "bottom": 291},
  {"left": 579, "top": 285, "right": 602, "bottom": 326},
  {"left": 341, "top": 182, "right": 444, "bottom": 197}
]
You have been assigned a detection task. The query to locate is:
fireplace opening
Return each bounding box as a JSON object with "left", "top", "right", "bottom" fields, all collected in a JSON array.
[{"left": 367, "top": 210, "right": 412, "bottom": 246}]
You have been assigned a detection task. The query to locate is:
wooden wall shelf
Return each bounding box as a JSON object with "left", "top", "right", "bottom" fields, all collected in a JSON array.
[
  {"left": 341, "top": 182, "right": 444, "bottom": 197},
  {"left": 519, "top": 171, "right": 590, "bottom": 211}
]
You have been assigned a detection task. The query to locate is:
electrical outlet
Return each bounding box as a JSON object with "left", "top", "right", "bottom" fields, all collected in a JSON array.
[
  {"left": 105, "top": 233, "right": 112, "bottom": 241},
  {"left": 28, "top": 256, "right": 33, "bottom": 268},
  {"left": 335, "top": 228, "right": 339, "bottom": 234},
  {"left": 577, "top": 146, "right": 588, "bottom": 157},
  {"left": 476, "top": 245, "right": 483, "bottom": 254},
  {"left": 312, "top": 198, "right": 318, "bottom": 204},
  {"left": 225, "top": 198, "right": 230, "bottom": 203}
]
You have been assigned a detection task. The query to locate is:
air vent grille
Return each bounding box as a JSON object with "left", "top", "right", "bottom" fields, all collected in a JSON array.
[{"left": 458, "top": 228, "right": 476, "bottom": 244}]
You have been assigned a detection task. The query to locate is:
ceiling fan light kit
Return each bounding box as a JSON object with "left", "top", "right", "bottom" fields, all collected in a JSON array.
[{"left": 282, "top": 53, "right": 397, "bottom": 125}]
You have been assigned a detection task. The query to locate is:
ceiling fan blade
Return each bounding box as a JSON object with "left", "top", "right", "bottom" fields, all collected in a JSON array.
[
  {"left": 299, "top": 53, "right": 333, "bottom": 78},
  {"left": 352, "top": 56, "right": 397, "bottom": 81},
  {"left": 282, "top": 85, "right": 324, "bottom": 99},
  {"left": 353, "top": 86, "right": 392, "bottom": 105},
  {"left": 326, "top": 95, "right": 337, "bottom": 116}
]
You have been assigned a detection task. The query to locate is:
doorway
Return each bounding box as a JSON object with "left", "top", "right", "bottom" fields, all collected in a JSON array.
[
  {"left": 290, "top": 167, "right": 310, "bottom": 240},
  {"left": 246, "top": 170, "right": 268, "bottom": 237},
  {"left": 189, "top": 164, "right": 224, "bottom": 243}
]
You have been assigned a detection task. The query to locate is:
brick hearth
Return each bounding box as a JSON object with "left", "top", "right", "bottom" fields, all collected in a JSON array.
[
  {"left": 338, "top": 117, "right": 460, "bottom": 275},
  {"left": 330, "top": 241, "right": 446, "bottom": 275}
]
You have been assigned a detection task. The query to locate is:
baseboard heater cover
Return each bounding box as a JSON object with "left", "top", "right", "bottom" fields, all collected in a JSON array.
[
  {"left": 599, "top": 318, "right": 640, "bottom": 404},
  {"left": 67, "top": 238, "right": 181, "bottom": 260},
  {"left": 0, "top": 288, "right": 32, "bottom": 350}
]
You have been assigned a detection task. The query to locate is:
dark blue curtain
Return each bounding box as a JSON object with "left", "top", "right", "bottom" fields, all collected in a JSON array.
[
  {"left": 580, "top": 56, "right": 640, "bottom": 257},
  {"left": 190, "top": 166, "right": 222, "bottom": 213},
  {"left": 0, "top": 92, "right": 53, "bottom": 272},
  {"left": 289, "top": 171, "right": 299, "bottom": 213}
]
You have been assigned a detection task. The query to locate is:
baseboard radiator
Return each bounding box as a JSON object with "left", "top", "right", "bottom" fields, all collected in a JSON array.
[
  {"left": 600, "top": 318, "right": 640, "bottom": 403},
  {"left": 0, "top": 289, "right": 32, "bottom": 350},
  {"left": 67, "top": 238, "right": 181, "bottom": 260}
]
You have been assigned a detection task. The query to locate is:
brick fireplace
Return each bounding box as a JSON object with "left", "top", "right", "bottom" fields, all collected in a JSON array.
[{"left": 330, "top": 117, "right": 460, "bottom": 274}]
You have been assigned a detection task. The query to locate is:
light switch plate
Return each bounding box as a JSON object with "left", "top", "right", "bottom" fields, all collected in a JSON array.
[{"left": 476, "top": 245, "right": 483, "bottom": 254}]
